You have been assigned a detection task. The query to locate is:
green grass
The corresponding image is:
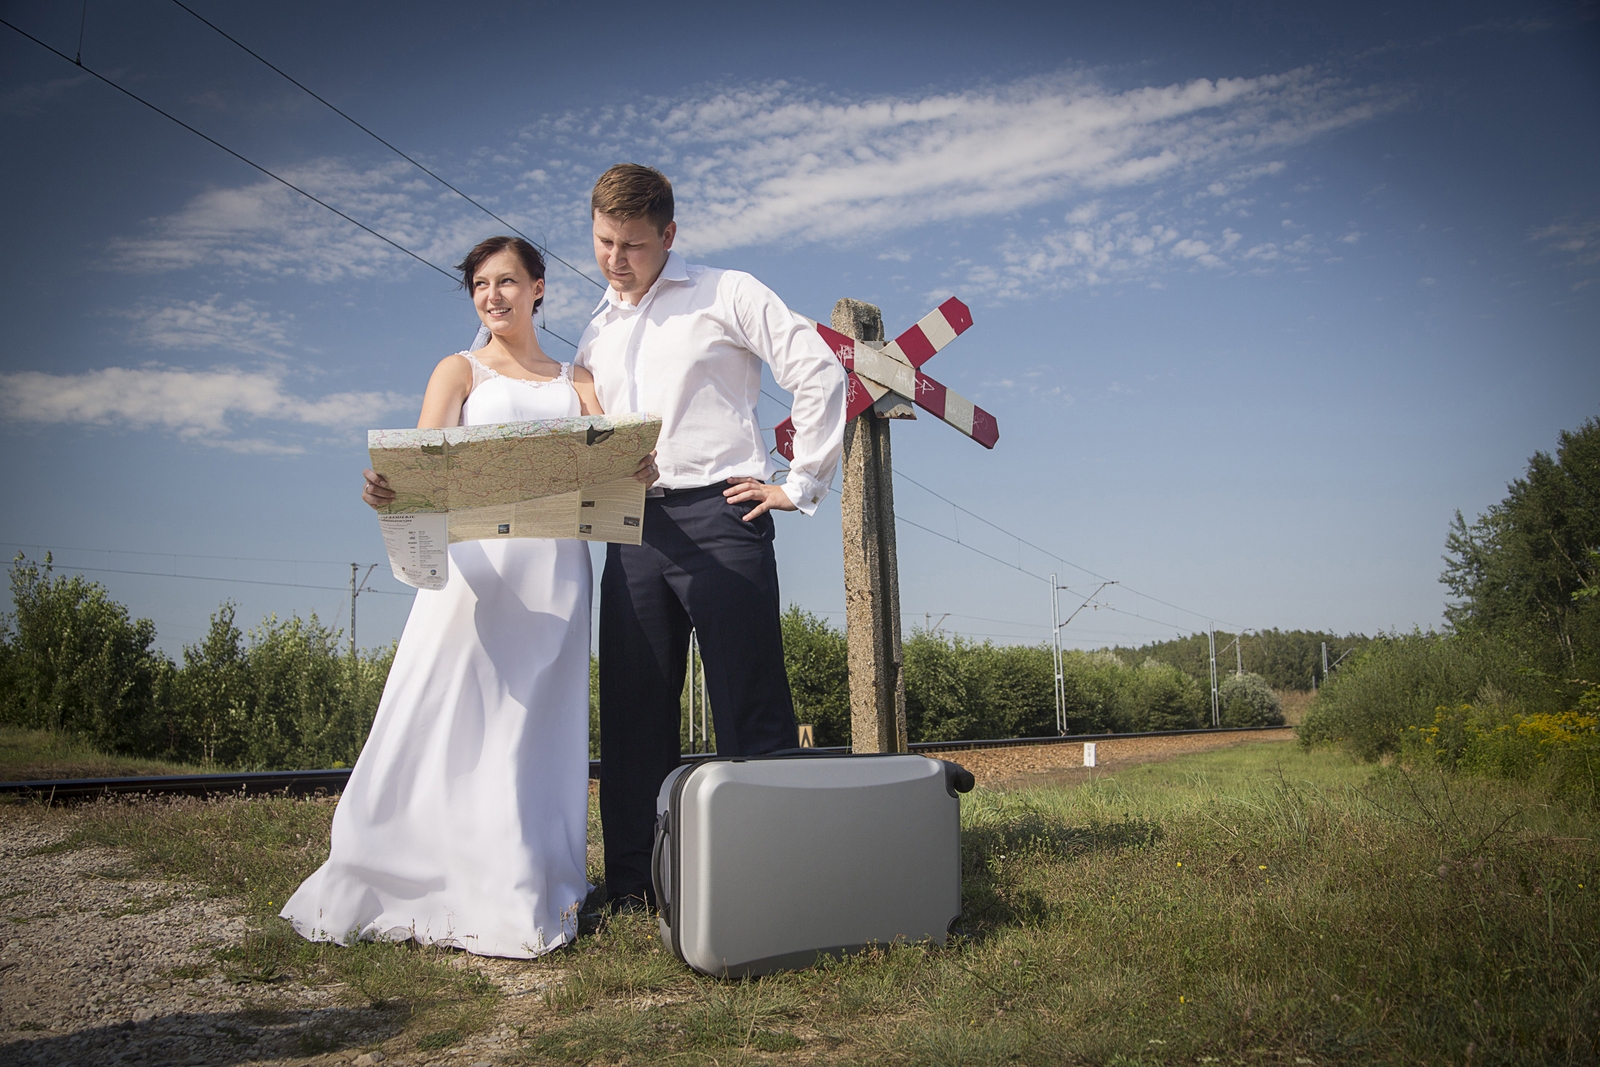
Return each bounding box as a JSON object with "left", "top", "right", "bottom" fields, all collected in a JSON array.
[
  {"left": 16, "top": 741, "right": 1599, "bottom": 1064},
  {"left": 0, "top": 727, "right": 203, "bottom": 780},
  {"left": 527, "top": 743, "right": 1598, "bottom": 1065}
]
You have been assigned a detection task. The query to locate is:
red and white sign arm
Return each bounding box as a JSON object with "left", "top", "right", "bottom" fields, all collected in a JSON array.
[
  {"left": 912, "top": 369, "right": 999, "bottom": 449},
  {"left": 883, "top": 298, "right": 973, "bottom": 368},
  {"left": 773, "top": 296, "right": 995, "bottom": 459}
]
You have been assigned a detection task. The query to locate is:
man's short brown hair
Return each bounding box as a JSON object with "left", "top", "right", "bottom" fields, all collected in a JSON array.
[{"left": 591, "top": 164, "right": 674, "bottom": 233}]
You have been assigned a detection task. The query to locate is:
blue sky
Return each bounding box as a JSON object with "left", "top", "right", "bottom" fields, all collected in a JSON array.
[{"left": 1, "top": 0, "right": 1596, "bottom": 656}]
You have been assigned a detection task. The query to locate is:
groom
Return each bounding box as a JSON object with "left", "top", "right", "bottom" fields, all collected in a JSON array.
[{"left": 579, "top": 164, "right": 848, "bottom": 911}]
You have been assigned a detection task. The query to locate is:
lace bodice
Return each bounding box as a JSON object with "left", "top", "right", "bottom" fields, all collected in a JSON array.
[{"left": 459, "top": 351, "right": 580, "bottom": 426}]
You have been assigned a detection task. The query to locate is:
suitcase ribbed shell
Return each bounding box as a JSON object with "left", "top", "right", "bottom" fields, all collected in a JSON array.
[{"left": 652, "top": 754, "right": 968, "bottom": 977}]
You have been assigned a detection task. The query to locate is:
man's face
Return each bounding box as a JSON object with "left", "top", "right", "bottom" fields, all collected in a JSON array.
[{"left": 592, "top": 212, "right": 676, "bottom": 303}]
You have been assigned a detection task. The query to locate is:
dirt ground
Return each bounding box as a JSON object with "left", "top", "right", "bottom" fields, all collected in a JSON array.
[
  {"left": 0, "top": 805, "right": 568, "bottom": 1067},
  {"left": 0, "top": 731, "right": 1294, "bottom": 1066},
  {"left": 937, "top": 727, "right": 1297, "bottom": 790}
]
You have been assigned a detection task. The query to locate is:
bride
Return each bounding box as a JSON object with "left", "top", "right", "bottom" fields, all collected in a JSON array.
[{"left": 281, "top": 236, "right": 654, "bottom": 958}]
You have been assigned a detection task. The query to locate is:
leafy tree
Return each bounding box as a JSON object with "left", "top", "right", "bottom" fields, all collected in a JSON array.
[
  {"left": 904, "top": 630, "right": 989, "bottom": 742},
  {"left": 0, "top": 554, "right": 171, "bottom": 754},
  {"left": 1057, "top": 651, "right": 1119, "bottom": 735},
  {"left": 1218, "top": 671, "right": 1285, "bottom": 727},
  {"left": 1443, "top": 416, "right": 1600, "bottom": 681},
  {"left": 170, "top": 603, "right": 250, "bottom": 765},
  {"left": 985, "top": 643, "right": 1058, "bottom": 738}
]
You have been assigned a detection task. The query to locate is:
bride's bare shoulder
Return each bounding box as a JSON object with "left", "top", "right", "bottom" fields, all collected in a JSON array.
[{"left": 428, "top": 352, "right": 474, "bottom": 381}]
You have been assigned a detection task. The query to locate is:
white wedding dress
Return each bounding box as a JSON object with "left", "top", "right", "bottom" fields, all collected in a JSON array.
[{"left": 282, "top": 354, "right": 593, "bottom": 958}]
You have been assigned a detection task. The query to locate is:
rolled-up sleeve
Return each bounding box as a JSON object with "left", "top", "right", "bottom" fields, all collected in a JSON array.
[{"left": 729, "top": 275, "right": 847, "bottom": 516}]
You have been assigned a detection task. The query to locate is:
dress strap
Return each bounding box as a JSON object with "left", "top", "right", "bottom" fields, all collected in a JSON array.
[{"left": 462, "top": 350, "right": 498, "bottom": 391}]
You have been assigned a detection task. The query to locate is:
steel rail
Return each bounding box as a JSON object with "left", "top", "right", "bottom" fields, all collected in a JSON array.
[{"left": 0, "top": 725, "right": 1294, "bottom": 801}]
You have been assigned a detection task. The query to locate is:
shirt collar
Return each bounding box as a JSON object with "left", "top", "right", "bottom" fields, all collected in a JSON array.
[{"left": 592, "top": 250, "right": 691, "bottom": 315}]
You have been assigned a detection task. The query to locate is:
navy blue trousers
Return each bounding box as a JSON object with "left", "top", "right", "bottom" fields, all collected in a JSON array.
[{"left": 598, "top": 484, "right": 797, "bottom": 903}]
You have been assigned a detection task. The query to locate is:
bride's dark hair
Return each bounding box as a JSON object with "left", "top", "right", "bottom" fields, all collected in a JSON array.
[{"left": 456, "top": 236, "right": 547, "bottom": 312}]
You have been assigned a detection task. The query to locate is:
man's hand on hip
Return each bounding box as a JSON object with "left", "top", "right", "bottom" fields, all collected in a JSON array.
[{"left": 723, "top": 477, "right": 798, "bottom": 522}]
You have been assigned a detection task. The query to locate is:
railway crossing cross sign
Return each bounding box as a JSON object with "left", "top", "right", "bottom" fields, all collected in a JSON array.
[{"left": 776, "top": 297, "right": 999, "bottom": 754}]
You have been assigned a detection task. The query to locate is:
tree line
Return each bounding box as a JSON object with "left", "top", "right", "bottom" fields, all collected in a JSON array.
[
  {"left": 783, "top": 611, "right": 1285, "bottom": 747},
  {"left": 1111, "top": 628, "right": 1370, "bottom": 692},
  {"left": 1, "top": 550, "right": 1293, "bottom": 771}
]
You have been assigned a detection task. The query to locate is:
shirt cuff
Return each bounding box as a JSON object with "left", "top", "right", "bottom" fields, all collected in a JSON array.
[{"left": 781, "top": 472, "right": 827, "bottom": 516}]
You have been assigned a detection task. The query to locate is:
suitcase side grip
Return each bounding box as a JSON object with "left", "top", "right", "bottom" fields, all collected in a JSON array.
[
  {"left": 651, "top": 812, "right": 671, "bottom": 924},
  {"left": 942, "top": 760, "right": 976, "bottom": 796}
]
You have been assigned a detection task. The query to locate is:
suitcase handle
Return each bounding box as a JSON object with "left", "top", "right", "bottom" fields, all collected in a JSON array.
[
  {"left": 941, "top": 760, "right": 976, "bottom": 796},
  {"left": 651, "top": 812, "right": 671, "bottom": 925}
]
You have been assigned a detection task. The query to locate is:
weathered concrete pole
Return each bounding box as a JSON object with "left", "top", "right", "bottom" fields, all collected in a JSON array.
[{"left": 834, "top": 298, "right": 908, "bottom": 754}]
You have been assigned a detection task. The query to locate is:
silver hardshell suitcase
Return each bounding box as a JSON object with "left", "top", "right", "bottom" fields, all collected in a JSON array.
[{"left": 651, "top": 753, "right": 975, "bottom": 977}]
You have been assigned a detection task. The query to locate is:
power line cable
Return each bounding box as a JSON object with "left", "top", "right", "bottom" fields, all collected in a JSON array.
[
  {"left": 894, "top": 512, "right": 1051, "bottom": 583},
  {"left": 0, "top": 16, "right": 578, "bottom": 351},
  {"left": 757, "top": 379, "right": 1236, "bottom": 628},
  {"left": 894, "top": 467, "right": 1241, "bottom": 629},
  {"left": 165, "top": 0, "right": 605, "bottom": 294},
  {"left": 23, "top": 561, "right": 414, "bottom": 596},
  {"left": 895, "top": 510, "right": 1200, "bottom": 634},
  {"left": 2, "top": 541, "right": 376, "bottom": 568}
]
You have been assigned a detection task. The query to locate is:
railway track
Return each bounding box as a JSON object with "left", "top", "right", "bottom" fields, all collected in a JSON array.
[{"left": 0, "top": 725, "right": 1293, "bottom": 801}]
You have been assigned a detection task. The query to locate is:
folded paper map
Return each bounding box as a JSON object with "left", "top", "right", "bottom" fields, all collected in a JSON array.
[{"left": 368, "top": 414, "right": 661, "bottom": 590}]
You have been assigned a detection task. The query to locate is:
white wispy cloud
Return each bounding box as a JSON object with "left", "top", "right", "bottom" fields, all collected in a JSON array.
[
  {"left": 958, "top": 199, "right": 1326, "bottom": 298},
  {"left": 118, "top": 296, "right": 294, "bottom": 355},
  {"left": 109, "top": 159, "right": 488, "bottom": 283},
  {"left": 0, "top": 74, "right": 91, "bottom": 117},
  {"left": 105, "top": 66, "right": 1394, "bottom": 322},
  {"left": 0, "top": 365, "right": 411, "bottom": 453},
  {"left": 1531, "top": 218, "right": 1600, "bottom": 267},
  {"left": 517, "top": 67, "right": 1391, "bottom": 253}
]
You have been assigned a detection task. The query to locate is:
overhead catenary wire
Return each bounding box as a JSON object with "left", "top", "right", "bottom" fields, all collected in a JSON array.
[
  {"left": 894, "top": 511, "right": 1200, "bottom": 634},
  {"left": 22, "top": 561, "right": 415, "bottom": 597},
  {"left": 164, "top": 0, "right": 605, "bottom": 294},
  {"left": 2, "top": 540, "right": 377, "bottom": 568},
  {"left": 893, "top": 468, "right": 1243, "bottom": 631},
  {"left": 0, "top": 15, "right": 579, "bottom": 351},
  {"left": 755, "top": 384, "right": 1237, "bottom": 631}
]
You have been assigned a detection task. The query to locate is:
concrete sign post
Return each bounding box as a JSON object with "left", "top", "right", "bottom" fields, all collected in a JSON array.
[
  {"left": 834, "top": 298, "right": 909, "bottom": 754},
  {"left": 774, "top": 295, "right": 998, "bottom": 754}
]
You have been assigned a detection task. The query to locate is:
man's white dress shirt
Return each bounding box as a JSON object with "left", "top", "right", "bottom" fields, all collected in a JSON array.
[{"left": 575, "top": 251, "right": 847, "bottom": 515}]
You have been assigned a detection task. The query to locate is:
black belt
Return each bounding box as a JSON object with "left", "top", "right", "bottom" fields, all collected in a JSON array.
[{"left": 653, "top": 483, "right": 727, "bottom": 499}]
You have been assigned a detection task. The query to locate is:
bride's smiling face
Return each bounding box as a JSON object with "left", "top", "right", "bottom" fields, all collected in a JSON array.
[{"left": 472, "top": 250, "right": 545, "bottom": 334}]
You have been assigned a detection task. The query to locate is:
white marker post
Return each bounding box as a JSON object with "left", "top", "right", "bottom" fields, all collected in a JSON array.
[{"left": 1083, "top": 742, "right": 1097, "bottom": 768}]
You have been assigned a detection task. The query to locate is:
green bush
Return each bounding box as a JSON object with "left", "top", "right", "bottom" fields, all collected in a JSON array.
[
  {"left": 171, "top": 607, "right": 391, "bottom": 770},
  {"left": 780, "top": 607, "right": 850, "bottom": 746},
  {"left": 1114, "top": 658, "right": 1206, "bottom": 732},
  {"left": 0, "top": 554, "right": 171, "bottom": 754},
  {"left": 0, "top": 556, "right": 390, "bottom": 770},
  {"left": 1218, "top": 671, "right": 1285, "bottom": 726},
  {"left": 1296, "top": 631, "right": 1549, "bottom": 760},
  {"left": 1402, "top": 690, "right": 1600, "bottom": 806}
]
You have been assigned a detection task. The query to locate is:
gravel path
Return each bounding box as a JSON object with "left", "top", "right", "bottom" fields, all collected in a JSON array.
[{"left": 0, "top": 806, "right": 565, "bottom": 1066}]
